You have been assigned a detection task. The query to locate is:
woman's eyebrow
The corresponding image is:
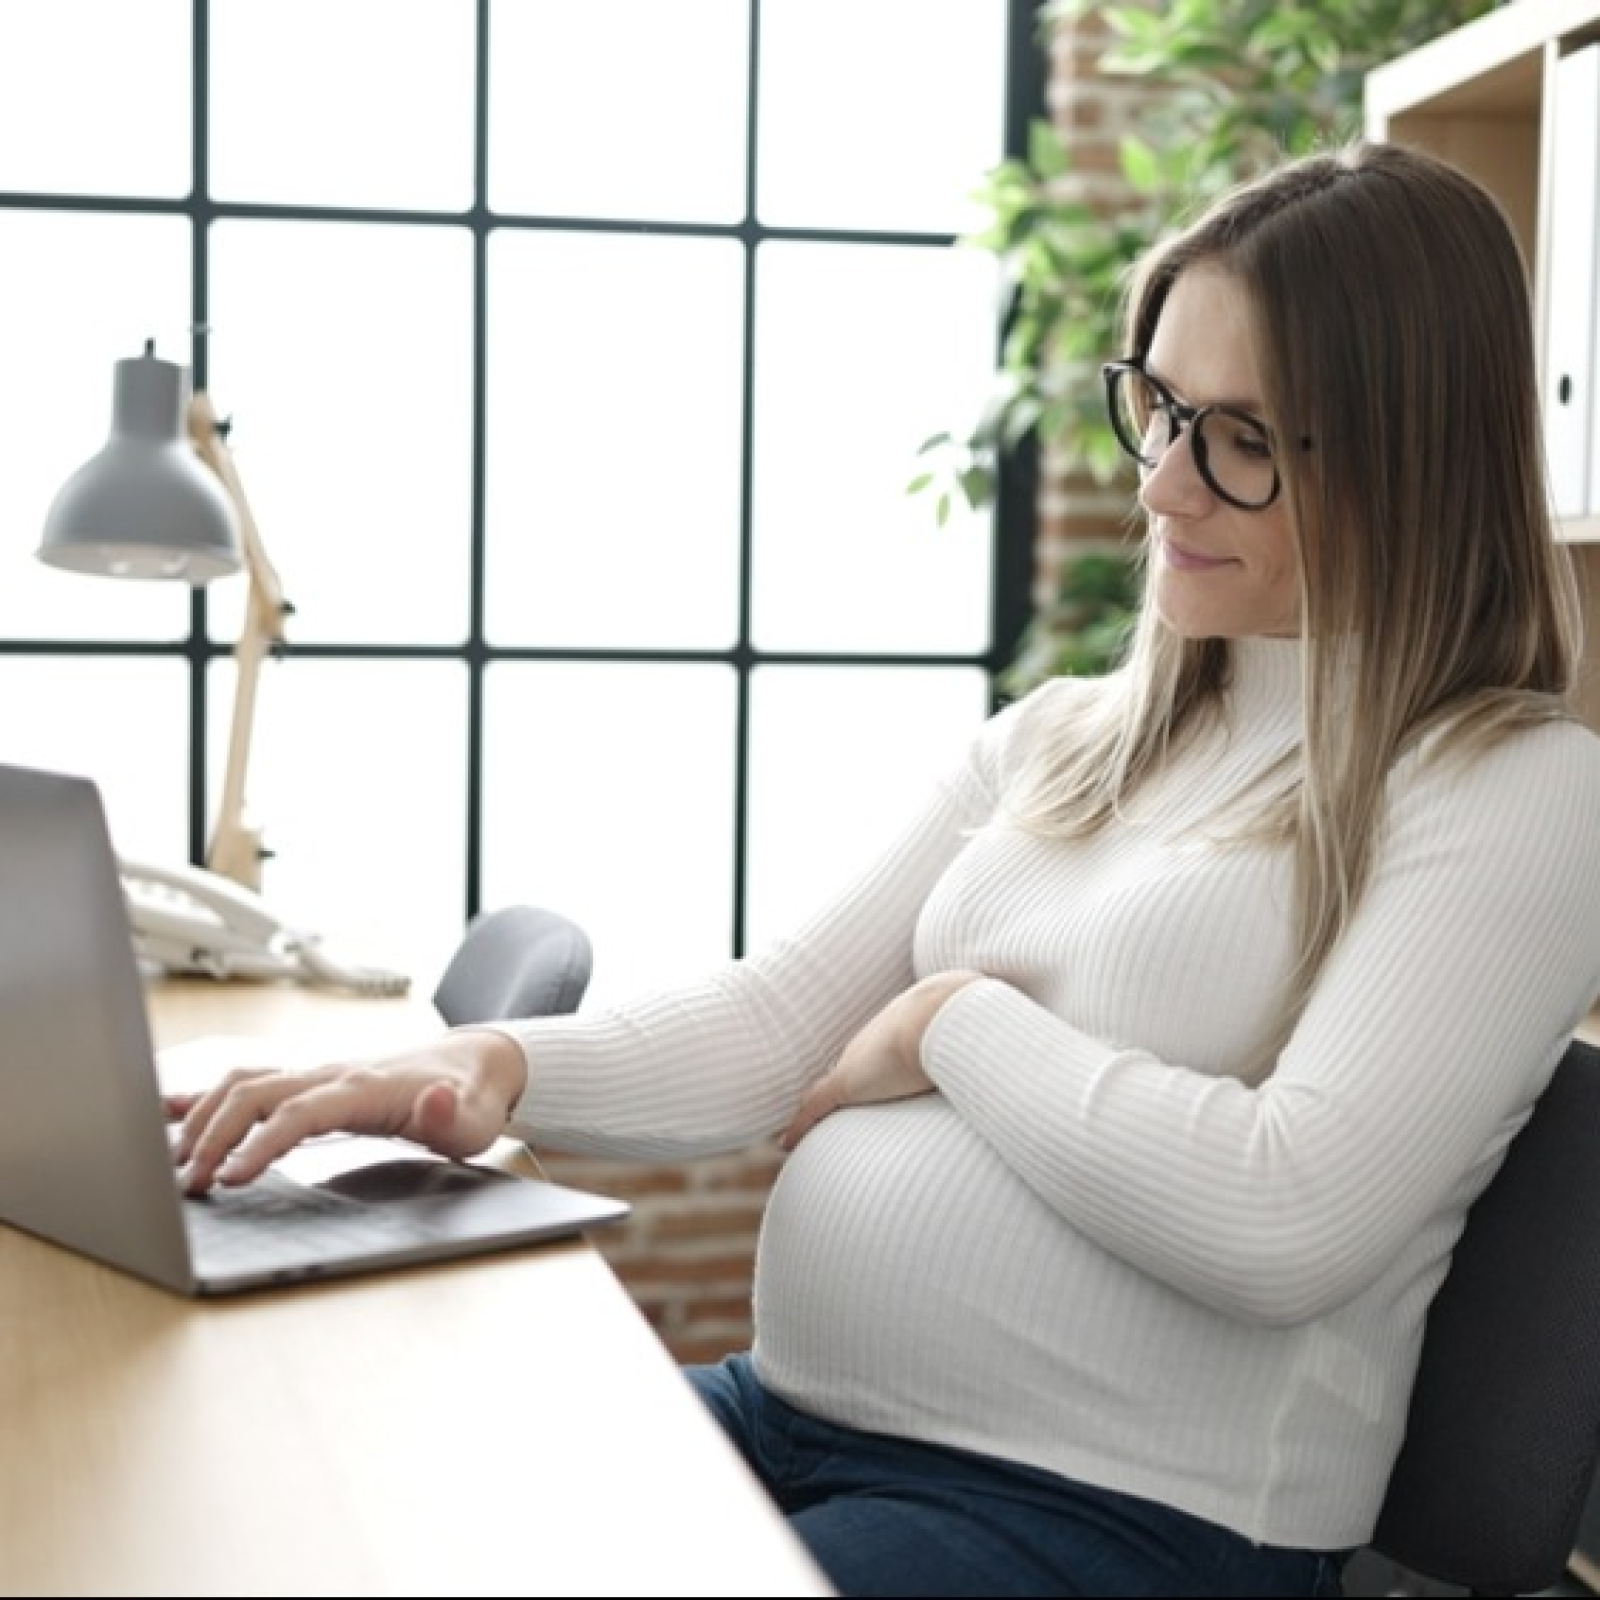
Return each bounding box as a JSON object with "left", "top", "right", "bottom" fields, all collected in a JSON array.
[{"left": 1144, "top": 361, "right": 1267, "bottom": 415}]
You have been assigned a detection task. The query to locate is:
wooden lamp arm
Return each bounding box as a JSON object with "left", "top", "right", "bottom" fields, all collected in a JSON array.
[{"left": 186, "top": 390, "right": 292, "bottom": 892}]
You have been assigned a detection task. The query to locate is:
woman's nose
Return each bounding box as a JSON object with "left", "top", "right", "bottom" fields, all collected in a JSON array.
[{"left": 1137, "top": 426, "right": 1215, "bottom": 517}]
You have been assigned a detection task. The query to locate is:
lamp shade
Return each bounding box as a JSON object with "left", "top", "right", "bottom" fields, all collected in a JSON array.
[{"left": 38, "top": 346, "right": 242, "bottom": 584}]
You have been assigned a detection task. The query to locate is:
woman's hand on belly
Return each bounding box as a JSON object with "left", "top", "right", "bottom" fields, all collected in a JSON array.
[{"left": 780, "top": 970, "right": 983, "bottom": 1151}]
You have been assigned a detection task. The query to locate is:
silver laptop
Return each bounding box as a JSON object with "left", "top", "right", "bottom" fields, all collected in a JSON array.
[{"left": 0, "top": 760, "right": 629, "bottom": 1296}]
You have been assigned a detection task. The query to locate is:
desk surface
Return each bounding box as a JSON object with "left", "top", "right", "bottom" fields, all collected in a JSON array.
[{"left": 0, "top": 980, "right": 833, "bottom": 1598}]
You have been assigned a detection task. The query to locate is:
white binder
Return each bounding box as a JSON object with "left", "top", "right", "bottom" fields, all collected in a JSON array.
[{"left": 1547, "top": 43, "right": 1600, "bottom": 519}]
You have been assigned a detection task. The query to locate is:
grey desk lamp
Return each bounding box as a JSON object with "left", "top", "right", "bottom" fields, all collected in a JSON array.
[{"left": 37, "top": 341, "right": 291, "bottom": 892}]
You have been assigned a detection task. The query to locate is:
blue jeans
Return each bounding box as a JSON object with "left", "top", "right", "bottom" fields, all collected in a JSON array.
[{"left": 685, "top": 1354, "right": 1348, "bottom": 1598}]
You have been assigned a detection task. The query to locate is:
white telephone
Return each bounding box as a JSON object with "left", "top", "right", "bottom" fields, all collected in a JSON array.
[{"left": 118, "top": 857, "right": 411, "bottom": 996}]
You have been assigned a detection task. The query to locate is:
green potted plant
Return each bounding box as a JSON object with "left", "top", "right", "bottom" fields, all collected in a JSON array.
[
  {"left": 998, "top": 544, "right": 1143, "bottom": 696},
  {"left": 916, "top": 0, "right": 1497, "bottom": 693}
]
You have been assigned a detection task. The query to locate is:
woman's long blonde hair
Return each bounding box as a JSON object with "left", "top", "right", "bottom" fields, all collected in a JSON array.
[{"left": 1004, "top": 139, "right": 1582, "bottom": 1038}]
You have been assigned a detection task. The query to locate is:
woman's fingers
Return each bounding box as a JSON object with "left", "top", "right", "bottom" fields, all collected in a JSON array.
[
  {"left": 176, "top": 1064, "right": 400, "bottom": 1192},
  {"left": 169, "top": 1037, "right": 518, "bottom": 1193}
]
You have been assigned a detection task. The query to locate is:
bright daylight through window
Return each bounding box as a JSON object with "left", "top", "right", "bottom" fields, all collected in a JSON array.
[{"left": 0, "top": 0, "right": 1019, "bottom": 1003}]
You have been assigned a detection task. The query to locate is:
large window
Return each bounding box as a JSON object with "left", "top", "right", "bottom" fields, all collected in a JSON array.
[{"left": 0, "top": 0, "right": 1036, "bottom": 1004}]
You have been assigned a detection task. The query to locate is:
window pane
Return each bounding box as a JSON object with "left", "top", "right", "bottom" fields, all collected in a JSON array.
[
  {"left": 206, "top": 219, "right": 474, "bottom": 646},
  {"left": 752, "top": 241, "right": 997, "bottom": 653},
  {"left": 485, "top": 231, "right": 744, "bottom": 650},
  {"left": 0, "top": 656, "right": 191, "bottom": 862},
  {"left": 482, "top": 661, "right": 736, "bottom": 1006},
  {"left": 209, "top": 657, "right": 468, "bottom": 986},
  {"left": 488, "top": 0, "right": 748, "bottom": 223},
  {"left": 746, "top": 664, "right": 989, "bottom": 949},
  {"left": 209, "top": 0, "right": 476, "bottom": 210},
  {"left": 0, "top": 0, "right": 191, "bottom": 198},
  {"left": 758, "top": 0, "right": 1007, "bottom": 233},
  {"left": 0, "top": 1, "right": 1022, "bottom": 1037},
  {"left": 0, "top": 212, "right": 193, "bottom": 642}
]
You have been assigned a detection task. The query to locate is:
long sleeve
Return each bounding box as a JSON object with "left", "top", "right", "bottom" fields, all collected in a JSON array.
[
  {"left": 501, "top": 698, "right": 1022, "bottom": 1159},
  {"left": 922, "top": 716, "right": 1600, "bottom": 1325}
]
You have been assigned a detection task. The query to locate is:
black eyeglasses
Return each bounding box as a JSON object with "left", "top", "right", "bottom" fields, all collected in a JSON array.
[{"left": 1102, "top": 358, "right": 1299, "bottom": 511}]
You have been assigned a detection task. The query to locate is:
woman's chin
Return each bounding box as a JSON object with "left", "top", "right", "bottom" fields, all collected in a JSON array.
[
  {"left": 1152, "top": 583, "right": 1224, "bottom": 640},
  {"left": 1152, "top": 576, "right": 1298, "bottom": 640}
]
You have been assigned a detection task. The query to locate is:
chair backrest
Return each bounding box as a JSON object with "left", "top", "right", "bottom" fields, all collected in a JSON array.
[
  {"left": 432, "top": 904, "right": 594, "bottom": 1025},
  {"left": 1364, "top": 1035, "right": 1600, "bottom": 1596}
]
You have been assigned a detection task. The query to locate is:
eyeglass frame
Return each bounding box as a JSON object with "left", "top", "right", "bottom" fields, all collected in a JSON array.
[{"left": 1101, "top": 357, "right": 1308, "bottom": 512}]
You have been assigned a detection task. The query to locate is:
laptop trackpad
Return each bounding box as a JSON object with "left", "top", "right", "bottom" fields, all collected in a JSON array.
[{"left": 320, "top": 1157, "right": 515, "bottom": 1203}]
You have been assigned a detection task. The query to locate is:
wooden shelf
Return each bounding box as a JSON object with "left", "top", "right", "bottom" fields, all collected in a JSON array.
[{"left": 1366, "top": 0, "right": 1600, "bottom": 126}]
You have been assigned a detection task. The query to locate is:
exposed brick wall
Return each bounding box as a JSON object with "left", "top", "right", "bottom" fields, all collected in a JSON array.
[
  {"left": 537, "top": 16, "right": 1151, "bottom": 1369},
  {"left": 1037, "top": 9, "right": 1149, "bottom": 573},
  {"left": 537, "top": 1143, "right": 782, "bottom": 1365}
]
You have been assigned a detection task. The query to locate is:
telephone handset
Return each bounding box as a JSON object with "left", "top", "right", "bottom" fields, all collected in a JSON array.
[{"left": 118, "top": 857, "right": 411, "bottom": 997}]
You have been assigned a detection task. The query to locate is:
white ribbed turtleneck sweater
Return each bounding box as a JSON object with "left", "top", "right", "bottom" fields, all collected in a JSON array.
[{"left": 505, "top": 638, "right": 1600, "bottom": 1549}]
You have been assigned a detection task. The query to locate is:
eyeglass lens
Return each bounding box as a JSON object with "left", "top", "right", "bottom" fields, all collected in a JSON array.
[{"left": 1107, "top": 366, "right": 1278, "bottom": 510}]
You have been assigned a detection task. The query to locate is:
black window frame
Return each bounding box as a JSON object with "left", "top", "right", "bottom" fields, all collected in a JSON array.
[{"left": 0, "top": 0, "right": 1043, "bottom": 957}]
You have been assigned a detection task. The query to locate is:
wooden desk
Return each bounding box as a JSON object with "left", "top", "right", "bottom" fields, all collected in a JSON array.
[{"left": 0, "top": 980, "right": 833, "bottom": 1598}]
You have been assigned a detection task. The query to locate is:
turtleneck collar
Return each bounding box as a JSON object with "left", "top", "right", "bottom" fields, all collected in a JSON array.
[{"left": 1223, "top": 636, "right": 1305, "bottom": 730}]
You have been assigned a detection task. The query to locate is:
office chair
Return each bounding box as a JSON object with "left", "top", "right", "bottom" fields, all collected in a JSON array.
[
  {"left": 432, "top": 904, "right": 594, "bottom": 1025},
  {"left": 1350, "top": 1036, "right": 1600, "bottom": 1598}
]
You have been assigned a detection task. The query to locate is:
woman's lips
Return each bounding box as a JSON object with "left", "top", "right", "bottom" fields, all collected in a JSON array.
[{"left": 1160, "top": 537, "right": 1237, "bottom": 572}]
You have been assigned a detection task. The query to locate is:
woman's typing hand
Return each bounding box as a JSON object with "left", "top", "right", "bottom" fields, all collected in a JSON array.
[{"left": 166, "top": 1027, "right": 530, "bottom": 1194}]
